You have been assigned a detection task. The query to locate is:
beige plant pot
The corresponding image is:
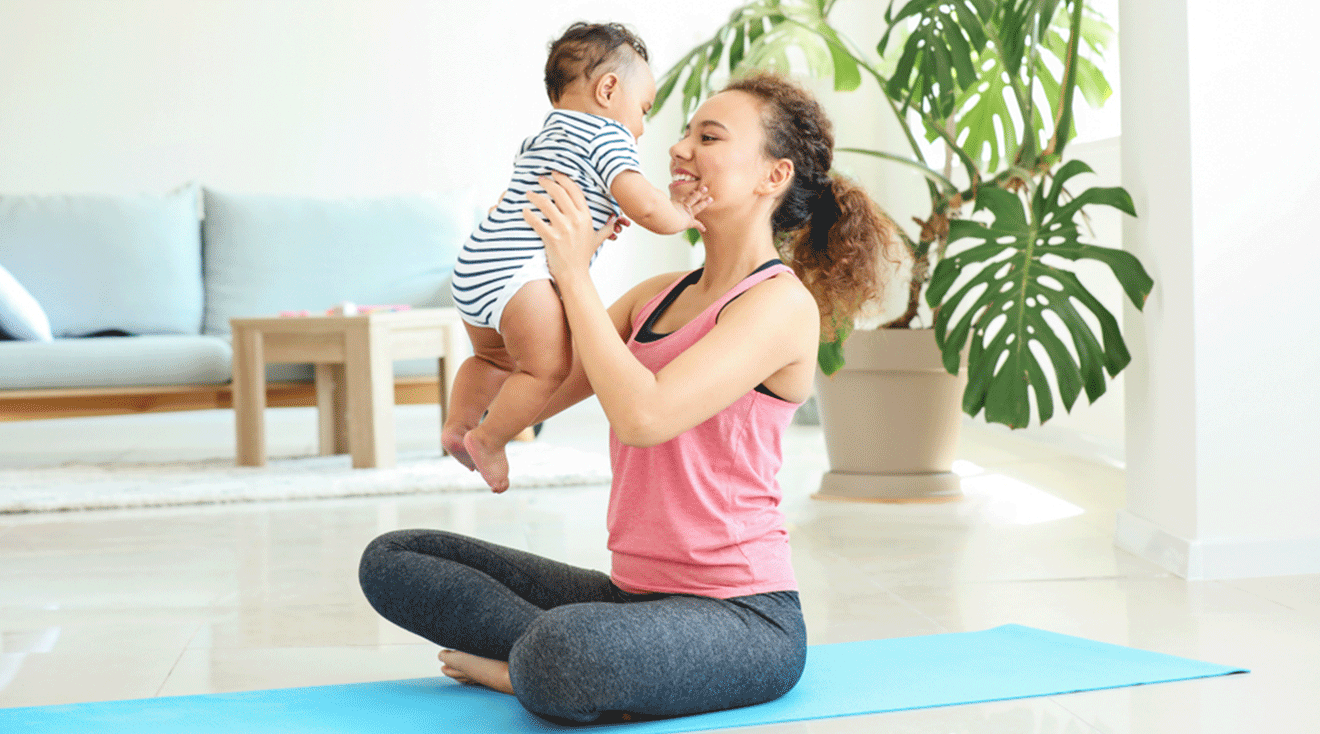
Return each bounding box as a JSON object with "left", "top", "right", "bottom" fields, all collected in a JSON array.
[{"left": 814, "top": 328, "right": 967, "bottom": 502}]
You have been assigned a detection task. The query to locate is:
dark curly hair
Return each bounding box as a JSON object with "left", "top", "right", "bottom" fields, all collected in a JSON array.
[
  {"left": 545, "top": 22, "right": 649, "bottom": 104},
  {"left": 723, "top": 72, "right": 901, "bottom": 336}
]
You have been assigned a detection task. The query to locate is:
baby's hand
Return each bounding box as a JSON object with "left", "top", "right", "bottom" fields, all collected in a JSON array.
[
  {"left": 607, "top": 216, "right": 632, "bottom": 241},
  {"left": 674, "top": 186, "right": 713, "bottom": 233}
]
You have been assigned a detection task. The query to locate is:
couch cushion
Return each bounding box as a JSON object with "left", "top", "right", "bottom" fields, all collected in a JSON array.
[
  {"left": 0, "top": 185, "right": 203, "bottom": 337},
  {"left": 202, "top": 191, "right": 468, "bottom": 335},
  {"left": 0, "top": 262, "right": 53, "bottom": 341},
  {"left": 0, "top": 335, "right": 231, "bottom": 390}
]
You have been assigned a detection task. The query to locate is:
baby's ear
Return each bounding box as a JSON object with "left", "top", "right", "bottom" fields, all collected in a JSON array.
[{"left": 595, "top": 72, "right": 620, "bottom": 106}]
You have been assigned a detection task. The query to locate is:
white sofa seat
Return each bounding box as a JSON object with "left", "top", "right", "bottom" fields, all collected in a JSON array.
[{"left": 0, "top": 335, "right": 231, "bottom": 390}]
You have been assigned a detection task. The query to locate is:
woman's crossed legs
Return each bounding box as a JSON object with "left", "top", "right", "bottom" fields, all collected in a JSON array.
[{"left": 358, "top": 529, "right": 806, "bottom": 724}]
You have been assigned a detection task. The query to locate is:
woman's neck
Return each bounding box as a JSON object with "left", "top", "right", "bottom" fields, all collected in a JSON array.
[{"left": 694, "top": 213, "right": 780, "bottom": 294}]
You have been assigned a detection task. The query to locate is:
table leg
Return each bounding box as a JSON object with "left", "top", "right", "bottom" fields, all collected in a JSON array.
[
  {"left": 314, "top": 363, "right": 349, "bottom": 455},
  {"left": 232, "top": 325, "right": 267, "bottom": 466},
  {"left": 438, "top": 320, "right": 466, "bottom": 456},
  {"left": 345, "top": 324, "right": 396, "bottom": 469},
  {"left": 436, "top": 356, "right": 449, "bottom": 457}
]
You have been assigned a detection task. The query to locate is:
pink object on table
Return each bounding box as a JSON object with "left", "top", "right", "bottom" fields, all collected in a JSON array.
[
  {"left": 323, "top": 304, "right": 412, "bottom": 316},
  {"left": 279, "top": 310, "right": 311, "bottom": 317}
]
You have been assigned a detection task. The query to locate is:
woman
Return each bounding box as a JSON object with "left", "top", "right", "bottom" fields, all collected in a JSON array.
[{"left": 358, "top": 72, "right": 896, "bottom": 724}]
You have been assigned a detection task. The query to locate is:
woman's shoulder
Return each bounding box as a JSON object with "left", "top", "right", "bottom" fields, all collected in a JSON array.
[
  {"left": 718, "top": 269, "right": 820, "bottom": 340},
  {"left": 620, "top": 269, "right": 693, "bottom": 321},
  {"left": 735, "top": 268, "right": 816, "bottom": 313}
]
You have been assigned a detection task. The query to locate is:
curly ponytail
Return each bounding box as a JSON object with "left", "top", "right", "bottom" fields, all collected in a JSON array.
[{"left": 723, "top": 72, "right": 900, "bottom": 336}]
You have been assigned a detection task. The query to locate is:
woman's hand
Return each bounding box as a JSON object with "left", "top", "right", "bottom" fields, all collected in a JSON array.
[
  {"left": 521, "top": 174, "right": 813, "bottom": 449},
  {"left": 523, "top": 172, "right": 618, "bottom": 281}
]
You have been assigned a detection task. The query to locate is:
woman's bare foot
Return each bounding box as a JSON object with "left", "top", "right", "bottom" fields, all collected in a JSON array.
[
  {"left": 441, "top": 426, "right": 476, "bottom": 471},
  {"left": 463, "top": 430, "right": 510, "bottom": 493},
  {"left": 437, "top": 649, "right": 514, "bottom": 695}
]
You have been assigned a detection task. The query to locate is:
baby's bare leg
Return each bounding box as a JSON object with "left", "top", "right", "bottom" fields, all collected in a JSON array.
[
  {"left": 442, "top": 324, "right": 514, "bottom": 471},
  {"left": 465, "top": 280, "right": 571, "bottom": 492}
]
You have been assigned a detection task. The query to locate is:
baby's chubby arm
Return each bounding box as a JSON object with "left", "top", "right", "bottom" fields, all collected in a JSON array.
[{"left": 610, "top": 171, "right": 710, "bottom": 235}]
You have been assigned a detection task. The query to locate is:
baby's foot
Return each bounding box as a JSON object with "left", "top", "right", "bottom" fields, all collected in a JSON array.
[
  {"left": 441, "top": 426, "right": 476, "bottom": 471},
  {"left": 463, "top": 430, "right": 510, "bottom": 493}
]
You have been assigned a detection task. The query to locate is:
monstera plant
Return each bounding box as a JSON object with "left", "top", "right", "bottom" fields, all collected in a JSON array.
[{"left": 652, "top": 0, "right": 1153, "bottom": 429}]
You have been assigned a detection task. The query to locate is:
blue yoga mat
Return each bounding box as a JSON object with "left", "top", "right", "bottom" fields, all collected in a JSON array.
[{"left": 0, "top": 624, "right": 1245, "bottom": 733}]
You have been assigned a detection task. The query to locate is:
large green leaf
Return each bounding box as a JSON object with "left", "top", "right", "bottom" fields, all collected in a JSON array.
[
  {"left": 1047, "top": 0, "right": 1114, "bottom": 101},
  {"left": 729, "top": 24, "right": 746, "bottom": 70},
  {"left": 820, "top": 25, "right": 862, "bottom": 91},
  {"left": 926, "top": 0, "right": 1112, "bottom": 175},
  {"left": 990, "top": 0, "right": 1033, "bottom": 77},
  {"left": 651, "top": 1, "right": 863, "bottom": 126},
  {"left": 947, "top": 45, "right": 1030, "bottom": 171},
  {"left": 925, "top": 160, "right": 1152, "bottom": 428},
  {"left": 1042, "top": 26, "right": 1112, "bottom": 109},
  {"left": 880, "top": 0, "right": 993, "bottom": 120}
]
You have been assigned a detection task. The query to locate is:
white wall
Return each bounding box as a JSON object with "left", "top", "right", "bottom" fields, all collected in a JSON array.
[
  {"left": 0, "top": 0, "right": 1133, "bottom": 459},
  {"left": 1118, "top": 0, "right": 1320, "bottom": 578},
  {"left": 1185, "top": 0, "right": 1320, "bottom": 548},
  {"left": 0, "top": 0, "right": 750, "bottom": 302}
]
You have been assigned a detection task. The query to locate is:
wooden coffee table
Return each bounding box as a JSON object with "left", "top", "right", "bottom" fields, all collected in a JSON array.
[{"left": 230, "top": 308, "right": 466, "bottom": 469}]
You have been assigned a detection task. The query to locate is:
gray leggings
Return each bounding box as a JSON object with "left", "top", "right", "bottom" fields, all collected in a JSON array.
[{"left": 358, "top": 529, "right": 807, "bottom": 724}]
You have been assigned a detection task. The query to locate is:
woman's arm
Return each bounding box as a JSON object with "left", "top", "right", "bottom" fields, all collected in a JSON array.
[{"left": 525, "top": 173, "right": 817, "bottom": 447}]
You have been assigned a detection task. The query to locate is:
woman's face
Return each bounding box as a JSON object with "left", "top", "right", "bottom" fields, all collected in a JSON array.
[{"left": 667, "top": 90, "right": 781, "bottom": 221}]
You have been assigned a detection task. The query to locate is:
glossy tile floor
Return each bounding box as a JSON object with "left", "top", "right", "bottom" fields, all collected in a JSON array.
[{"left": 1, "top": 402, "right": 1316, "bottom": 732}]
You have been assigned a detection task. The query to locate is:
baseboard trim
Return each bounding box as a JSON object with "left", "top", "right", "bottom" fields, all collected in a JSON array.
[
  {"left": 1115, "top": 509, "right": 1320, "bottom": 579},
  {"left": 1114, "top": 510, "right": 1194, "bottom": 576}
]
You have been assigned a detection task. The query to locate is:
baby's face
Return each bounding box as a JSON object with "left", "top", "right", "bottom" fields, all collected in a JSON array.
[{"left": 608, "top": 58, "right": 656, "bottom": 141}]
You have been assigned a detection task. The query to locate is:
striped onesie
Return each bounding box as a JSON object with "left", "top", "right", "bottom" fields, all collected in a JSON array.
[{"left": 451, "top": 109, "right": 643, "bottom": 333}]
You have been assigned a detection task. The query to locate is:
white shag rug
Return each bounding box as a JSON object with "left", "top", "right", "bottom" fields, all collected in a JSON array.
[{"left": 0, "top": 443, "right": 612, "bottom": 514}]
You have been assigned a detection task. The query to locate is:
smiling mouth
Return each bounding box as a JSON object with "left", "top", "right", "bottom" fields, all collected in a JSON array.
[{"left": 670, "top": 172, "right": 698, "bottom": 185}]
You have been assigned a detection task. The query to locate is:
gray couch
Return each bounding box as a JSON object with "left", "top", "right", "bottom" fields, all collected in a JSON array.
[{"left": 0, "top": 185, "right": 474, "bottom": 397}]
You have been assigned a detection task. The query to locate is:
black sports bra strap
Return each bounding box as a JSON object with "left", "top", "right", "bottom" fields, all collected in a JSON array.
[{"left": 635, "top": 260, "right": 793, "bottom": 403}]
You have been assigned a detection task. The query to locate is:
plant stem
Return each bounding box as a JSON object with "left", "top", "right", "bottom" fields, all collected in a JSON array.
[
  {"left": 886, "top": 275, "right": 927, "bottom": 329},
  {"left": 850, "top": 44, "right": 970, "bottom": 329},
  {"left": 1043, "top": 0, "right": 1084, "bottom": 160}
]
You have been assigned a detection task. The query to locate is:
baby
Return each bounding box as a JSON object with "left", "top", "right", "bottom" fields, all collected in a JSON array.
[{"left": 444, "top": 22, "right": 707, "bottom": 492}]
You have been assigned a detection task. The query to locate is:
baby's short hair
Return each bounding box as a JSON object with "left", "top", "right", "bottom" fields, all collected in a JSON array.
[{"left": 545, "top": 22, "right": 649, "bottom": 103}]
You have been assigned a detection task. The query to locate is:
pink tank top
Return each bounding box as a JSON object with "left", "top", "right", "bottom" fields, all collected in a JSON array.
[{"left": 607, "top": 262, "right": 800, "bottom": 599}]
